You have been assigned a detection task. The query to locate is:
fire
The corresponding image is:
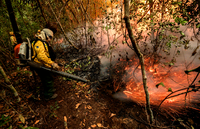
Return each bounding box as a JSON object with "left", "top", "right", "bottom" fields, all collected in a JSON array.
[
  {"left": 113, "top": 57, "right": 200, "bottom": 110},
  {"left": 166, "top": 98, "right": 176, "bottom": 103},
  {"left": 149, "top": 67, "right": 155, "bottom": 73}
]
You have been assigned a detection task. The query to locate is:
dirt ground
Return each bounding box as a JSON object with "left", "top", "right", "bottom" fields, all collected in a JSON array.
[
  {"left": 27, "top": 76, "right": 149, "bottom": 129},
  {"left": 22, "top": 73, "right": 199, "bottom": 129}
]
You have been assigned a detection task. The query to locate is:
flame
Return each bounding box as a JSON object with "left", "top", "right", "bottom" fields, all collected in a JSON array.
[{"left": 113, "top": 57, "right": 200, "bottom": 110}]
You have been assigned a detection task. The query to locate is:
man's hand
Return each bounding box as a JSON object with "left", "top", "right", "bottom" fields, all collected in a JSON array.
[{"left": 52, "top": 63, "right": 60, "bottom": 69}]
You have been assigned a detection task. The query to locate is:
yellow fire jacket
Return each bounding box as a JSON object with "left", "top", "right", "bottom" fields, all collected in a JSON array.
[{"left": 32, "top": 40, "right": 54, "bottom": 68}]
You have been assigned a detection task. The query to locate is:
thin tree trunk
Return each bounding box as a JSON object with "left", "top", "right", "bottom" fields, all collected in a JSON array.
[
  {"left": 60, "top": 0, "right": 79, "bottom": 24},
  {"left": 16, "top": 7, "right": 31, "bottom": 36},
  {"left": 36, "top": 0, "right": 47, "bottom": 23},
  {"left": 0, "top": 65, "right": 21, "bottom": 102},
  {"left": 48, "top": 2, "right": 78, "bottom": 49},
  {"left": 75, "top": 0, "right": 94, "bottom": 26},
  {"left": 124, "top": 0, "right": 154, "bottom": 124},
  {"left": 5, "top": 0, "right": 23, "bottom": 44}
]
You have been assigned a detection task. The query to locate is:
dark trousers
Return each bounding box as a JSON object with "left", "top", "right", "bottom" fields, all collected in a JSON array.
[{"left": 34, "top": 68, "right": 54, "bottom": 99}]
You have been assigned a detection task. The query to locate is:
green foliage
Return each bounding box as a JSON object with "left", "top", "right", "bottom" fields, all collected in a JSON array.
[
  {"left": 168, "top": 88, "right": 173, "bottom": 92},
  {"left": 196, "top": 23, "right": 200, "bottom": 28},
  {"left": 156, "top": 82, "right": 173, "bottom": 92},
  {"left": 0, "top": 0, "right": 42, "bottom": 45},
  {"left": 65, "top": 64, "right": 75, "bottom": 74},
  {"left": 175, "top": 17, "right": 188, "bottom": 25},
  {"left": 126, "top": 0, "right": 198, "bottom": 62},
  {"left": 49, "top": 101, "right": 60, "bottom": 118},
  {"left": 156, "top": 82, "right": 165, "bottom": 88},
  {"left": 0, "top": 114, "right": 11, "bottom": 127},
  {"left": 19, "top": 125, "right": 39, "bottom": 129}
]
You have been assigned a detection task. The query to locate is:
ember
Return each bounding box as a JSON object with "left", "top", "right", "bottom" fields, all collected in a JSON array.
[{"left": 113, "top": 57, "right": 200, "bottom": 110}]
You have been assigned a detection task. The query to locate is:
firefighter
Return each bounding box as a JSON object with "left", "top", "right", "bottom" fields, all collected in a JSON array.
[
  {"left": 32, "top": 22, "right": 60, "bottom": 100},
  {"left": 9, "top": 31, "right": 17, "bottom": 51}
]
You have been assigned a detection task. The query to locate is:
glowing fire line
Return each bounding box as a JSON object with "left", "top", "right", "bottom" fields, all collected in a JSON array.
[{"left": 113, "top": 57, "right": 200, "bottom": 110}]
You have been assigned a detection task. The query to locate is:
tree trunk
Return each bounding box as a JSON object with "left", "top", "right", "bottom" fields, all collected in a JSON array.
[
  {"left": 124, "top": 0, "right": 154, "bottom": 124},
  {"left": 5, "top": 0, "right": 23, "bottom": 44}
]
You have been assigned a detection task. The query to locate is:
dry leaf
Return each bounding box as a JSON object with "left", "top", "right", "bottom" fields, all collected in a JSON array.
[
  {"left": 34, "top": 120, "right": 40, "bottom": 125},
  {"left": 87, "top": 105, "right": 92, "bottom": 110},
  {"left": 58, "top": 100, "right": 63, "bottom": 103},
  {"left": 97, "top": 123, "right": 104, "bottom": 127},
  {"left": 64, "top": 116, "right": 68, "bottom": 129},
  {"left": 110, "top": 113, "right": 116, "bottom": 118},
  {"left": 76, "top": 103, "right": 81, "bottom": 109},
  {"left": 19, "top": 114, "right": 25, "bottom": 124},
  {"left": 18, "top": 121, "right": 22, "bottom": 124},
  {"left": 26, "top": 94, "right": 33, "bottom": 99},
  {"left": 85, "top": 95, "right": 89, "bottom": 98},
  {"left": 91, "top": 124, "right": 96, "bottom": 128},
  {"left": 0, "top": 105, "right": 4, "bottom": 109},
  {"left": 64, "top": 116, "right": 67, "bottom": 122}
]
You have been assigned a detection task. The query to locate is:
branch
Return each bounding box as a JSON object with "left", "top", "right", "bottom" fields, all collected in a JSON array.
[
  {"left": 37, "top": 0, "right": 47, "bottom": 23},
  {"left": 124, "top": 0, "right": 154, "bottom": 124},
  {"left": 137, "top": 1, "right": 156, "bottom": 24},
  {"left": 75, "top": 0, "right": 95, "bottom": 27},
  {"left": 0, "top": 65, "right": 20, "bottom": 102},
  {"left": 47, "top": 2, "right": 79, "bottom": 49}
]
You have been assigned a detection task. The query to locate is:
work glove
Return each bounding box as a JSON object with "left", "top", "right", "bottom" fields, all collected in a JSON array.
[{"left": 52, "top": 63, "right": 60, "bottom": 69}]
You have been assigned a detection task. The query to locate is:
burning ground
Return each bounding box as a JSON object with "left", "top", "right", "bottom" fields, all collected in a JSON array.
[
  {"left": 1, "top": 45, "right": 200, "bottom": 129},
  {"left": 112, "top": 56, "right": 200, "bottom": 110}
]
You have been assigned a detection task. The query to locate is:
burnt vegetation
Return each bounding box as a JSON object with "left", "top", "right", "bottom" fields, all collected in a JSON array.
[{"left": 1, "top": 0, "right": 200, "bottom": 129}]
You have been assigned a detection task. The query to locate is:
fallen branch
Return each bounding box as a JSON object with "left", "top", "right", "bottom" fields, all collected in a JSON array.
[{"left": 0, "top": 65, "right": 20, "bottom": 102}]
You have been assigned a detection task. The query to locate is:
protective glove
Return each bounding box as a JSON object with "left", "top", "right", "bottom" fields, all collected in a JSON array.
[{"left": 52, "top": 63, "right": 60, "bottom": 69}]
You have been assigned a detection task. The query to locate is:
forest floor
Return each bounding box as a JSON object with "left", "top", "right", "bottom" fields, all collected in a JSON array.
[{"left": 1, "top": 47, "right": 200, "bottom": 129}]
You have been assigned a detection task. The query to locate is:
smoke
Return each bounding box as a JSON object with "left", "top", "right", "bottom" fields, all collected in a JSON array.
[
  {"left": 92, "top": 11, "right": 136, "bottom": 80},
  {"left": 112, "top": 91, "right": 132, "bottom": 102},
  {"left": 159, "top": 25, "right": 200, "bottom": 68},
  {"left": 96, "top": 13, "right": 200, "bottom": 108}
]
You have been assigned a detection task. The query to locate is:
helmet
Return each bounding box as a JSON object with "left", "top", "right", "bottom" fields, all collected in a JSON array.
[
  {"left": 37, "top": 30, "right": 41, "bottom": 33},
  {"left": 9, "top": 32, "right": 14, "bottom": 36},
  {"left": 43, "top": 28, "right": 53, "bottom": 39}
]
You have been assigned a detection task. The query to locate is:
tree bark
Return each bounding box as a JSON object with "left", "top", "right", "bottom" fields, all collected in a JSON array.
[
  {"left": 5, "top": 0, "right": 23, "bottom": 44},
  {"left": 124, "top": 0, "right": 154, "bottom": 124}
]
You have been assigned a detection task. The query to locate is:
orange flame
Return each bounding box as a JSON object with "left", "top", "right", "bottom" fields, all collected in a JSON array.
[{"left": 113, "top": 57, "right": 200, "bottom": 110}]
